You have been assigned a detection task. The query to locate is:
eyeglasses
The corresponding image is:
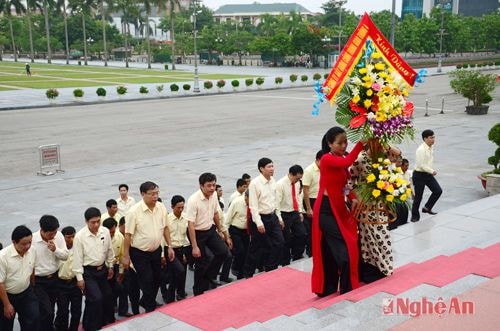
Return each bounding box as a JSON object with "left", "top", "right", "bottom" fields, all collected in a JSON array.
[{"left": 145, "top": 190, "right": 160, "bottom": 196}]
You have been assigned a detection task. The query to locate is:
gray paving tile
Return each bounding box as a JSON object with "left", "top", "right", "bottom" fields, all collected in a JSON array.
[
  {"left": 109, "top": 312, "right": 179, "bottom": 331},
  {"left": 155, "top": 320, "right": 201, "bottom": 330},
  {"left": 439, "top": 274, "right": 490, "bottom": 296},
  {"left": 261, "top": 315, "right": 308, "bottom": 330},
  {"left": 234, "top": 321, "right": 268, "bottom": 330}
]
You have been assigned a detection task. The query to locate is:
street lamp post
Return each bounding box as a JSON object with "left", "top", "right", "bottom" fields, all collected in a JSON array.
[
  {"left": 336, "top": 0, "right": 346, "bottom": 53},
  {"left": 321, "top": 35, "right": 331, "bottom": 68},
  {"left": 437, "top": 6, "right": 445, "bottom": 73},
  {"left": 192, "top": 0, "right": 201, "bottom": 92}
]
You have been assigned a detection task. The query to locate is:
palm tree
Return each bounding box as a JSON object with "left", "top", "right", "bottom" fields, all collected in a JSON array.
[
  {"left": 98, "top": 0, "right": 114, "bottom": 66},
  {"left": 115, "top": 0, "right": 138, "bottom": 68},
  {"left": 0, "top": 0, "right": 26, "bottom": 62},
  {"left": 26, "top": 0, "right": 41, "bottom": 63},
  {"left": 141, "top": 0, "right": 166, "bottom": 69},
  {"left": 56, "top": 0, "right": 70, "bottom": 64},
  {"left": 166, "top": 0, "right": 181, "bottom": 70},
  {"left": 69, "top": 0, "right": 96, "bottom": 65},
  {"left": 42, "top": 0, "right": 55, "bottom": 64}
]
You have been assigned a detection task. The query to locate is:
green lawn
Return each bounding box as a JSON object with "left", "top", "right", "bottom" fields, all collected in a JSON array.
[{"left": 0, "top": 62, "right": 254, "bottom": 90}]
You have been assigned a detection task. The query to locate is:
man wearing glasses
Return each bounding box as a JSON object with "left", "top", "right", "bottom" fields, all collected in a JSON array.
[{"left": 122, "top": 181, "right": 174, "bottom": 312}]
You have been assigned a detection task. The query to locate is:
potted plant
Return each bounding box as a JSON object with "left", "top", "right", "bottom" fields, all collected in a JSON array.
[
  {"left": 204, "top": 81, "right": 213, "bottom": 90},
  {"left": 275, "top": 76, "right": 283, "bottom": 85},
  {"left": 481, "top": 123, "right": 500, "bottom": 195},
  {"left": 46, "top": 88, "right": 59, "bottom": 102},
  {"left": 290, "top": 74, "right": 298, "bottom": 84},
  {"left": 183, "top": 83, "right": 191, "bottom": 92},
  {"left": 256, "top": 77, "right": 265, "bottom": 88},
  {"left": 170, "top": 83, "right": 179, "bottom": 93},
  {"left": 96, "top": 87, "right": 107, "bottom": 98},
  {"left": 231, "top": 79, "right": 240, "bottom": 90},
  {"left": 73, "top": 88, "right": 84, "bottom": 100},
  {"left": 323, "top": 73, "right": 329, "bottom": 79},
  {"left": 450, "top": 70, "right": 496, "bottom": 115},
  {"left": 313, "top": 73, "right": 322, "bottom": 81},
  {"left": 116, "top": 85, "right": 127, "bottom": 96},
  {"left": 156, "top": 84, "right": 164, "bottom": 93},
  {"left": 216, "top": 79, "right": 226, "bottom": 91},
  {"left": 139, "top": 86, "right": 149, "bottom": 95},
  {"left": 245, "top": 78, "right": 254, "bottom": 88},
  {"left": 301, "top": 74, "right": 308, "bottom": 84}
]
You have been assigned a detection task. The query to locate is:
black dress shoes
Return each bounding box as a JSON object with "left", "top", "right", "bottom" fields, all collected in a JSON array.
[
  {"left": 209, "top": 279, "right": 222, "bottom": 289},
  {"left": 422, "top": 207, "right": 437, "bottom": 215},
  {"left": 411, "top": 218, "right": 420, "bottom": 222},
  {"left": 219, "top": 276, "right": 234, "bottom": 283}
]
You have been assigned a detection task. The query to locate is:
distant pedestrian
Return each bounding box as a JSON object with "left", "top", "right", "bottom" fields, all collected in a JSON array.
[
  {"left": 117, "top": 184, "right": 136, "bottom": 216},
  {"left": 25, "top": 63, "right": 31, "bottom": 76},
  {"left": 411, "top": 129, "right": 442, "bottom": 222}
]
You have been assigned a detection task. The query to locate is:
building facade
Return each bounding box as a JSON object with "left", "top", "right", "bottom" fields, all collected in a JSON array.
[{"left": 403, "top": 0, "right": 497, "bottom": 18}]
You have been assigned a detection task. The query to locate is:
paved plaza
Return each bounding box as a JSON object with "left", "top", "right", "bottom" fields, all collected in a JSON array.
[{"left": 0, "top": 63, "right": 498, "bottom": 330}]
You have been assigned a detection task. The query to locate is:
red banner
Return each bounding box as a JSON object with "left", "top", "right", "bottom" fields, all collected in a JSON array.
[{"left": 323, "top": 13, "right": 417, "bottom": 102}]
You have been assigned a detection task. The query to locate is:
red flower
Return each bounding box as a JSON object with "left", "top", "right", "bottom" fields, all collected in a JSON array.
[
  {"left": 349, "top": 101, "right": 367, "bottom": 128},
  {"left": 403, "top": 101, "right": 414, "bottom": 117}
]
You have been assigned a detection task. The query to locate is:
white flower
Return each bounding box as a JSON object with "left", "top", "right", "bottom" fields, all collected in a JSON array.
[{"left": 367, "top": 112, "right": 376, "bottom": 120}]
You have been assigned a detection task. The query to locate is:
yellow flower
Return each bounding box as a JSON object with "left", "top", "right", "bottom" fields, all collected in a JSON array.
[
  {"left": 406, "top": 188, "right": 412, "bottom": 196},
  {"left": 378, "top": 72, "right": 388, "bottom": 79},
  {"left": 402, "top": 89, "right": 409, "bottom": 97},
  {"left": 362, "top": 75, "right": 371, "bottom": 82},
  {"left": 377, "top": 181, "right": 385, "bottom": 189},
  {"left": 383, "top": 159, "right": 391, "bottom": 165},
  {"left": 380, "top": 169, "right": 389, "bottom": 175},
  {"left": 372, "top": 163, "right": 379, "bottom": 168},
  {"left": 359, "top": 67, "right": 368, "bottom": 74},
  {"left": 396, "top": 167, "right": 402, "bottom": 173},
  {"left": 364, "top": 99, "right": 372, "bottom": 109},
  {"left": 375, "top": 63, "right": 385, "bottom": 71},
  {"left": 372, "top": 189, "right": 381, "bottom": 198},
  {"left": 364, "top": 81, "right": 373, "bottom": 89},
  {"left": 386, "top": 194, "right": 394, "bottom": 202},
  {"left": 400, "top": 194, "right": 407, "bottom": 202},
  {"left": 366, "top": 173, "right": 376, "bottom": 183},
  {"left": 366, "top": 89, "right": 373, "bottom": 97},
  {"left": 386, "top": 185, "right": 395, "bottom": 194},
  {"left": 372, "top": 52, "right": 382, "bottom": 59},
  {"left": 352, "top": 94, "right": 360, "bottom": 104},
  {"left": 376, "top": 111, "right": 387, "bottom": 122}
]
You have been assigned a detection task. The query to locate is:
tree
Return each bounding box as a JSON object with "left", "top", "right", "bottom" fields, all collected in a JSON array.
[
  {"left": 25, "top": 0, "right": 42, "bottom": 63},
  {"left": 416, "top": 15, "right": 438, "bottom": 54},
  {"left": 166, "top": 0, "right": 181, "bottom": 70},
  {"left": 55, "top": 0, "right": 70, "bottom": 63},
  {"left": 69, "top": 0, "right": 96, "bottom": 65},
  {"left": 396, "top": 13, "right": 420, "bottom": 54},
  {"left": 114, "top": 0, "right": 138, "bottom": 67},
  {"left": 42, "top": 0, "right": 56, "bottom": 63},
  {"left": 0, "top": 0, "right": 26, "bottom": 62}
]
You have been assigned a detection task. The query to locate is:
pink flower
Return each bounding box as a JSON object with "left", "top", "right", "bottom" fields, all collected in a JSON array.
[{"left": 371, "top": 83, "right": 381, "bottom": 91}]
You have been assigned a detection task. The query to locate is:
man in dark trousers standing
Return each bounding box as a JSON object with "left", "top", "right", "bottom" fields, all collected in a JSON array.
[
  {"left": 411, "top": 129, "right": 443, "bottom": 222},
  {"left": 122, "top": 181, "right": 175, "bottom": 312},
  {"left": 187, "top": 173, "right": 231, "bottom": 296},
  {"left": 72, "top": 207, "right": 115, "bottom": 331},
  {"left": 243, "top": 157, "right": 285, "bottom": 277},
  {"left": 0, "top": 225, "right": 40, "bottom": 331}
]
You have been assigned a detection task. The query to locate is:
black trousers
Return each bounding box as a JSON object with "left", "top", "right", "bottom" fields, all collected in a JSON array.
[
  {"left": 122, "top": 268, "right": 140, "bottom": 315},
  {"left": 129, "top": 246, "right": 162, "bottom": 312},
  {"left": 54, "top": 278, "right": 82, "bottom": 331},
  {"left": 303, "top": 198, "right": 316, "bottom": 257},
  {"left": 243, "top": 213, "right": 285, "bottom": 277},
  {"left": 412, "top": 170, "right": 442, "bottom": 220},
  {"left": 281, "top": 211, "right": 307, "bottom": 265},
  {"left": 82, "top": 266, "right": 113, "bottom": 331},
  {"left": 164, "top": 246, "right": 190, "bottom": 303},
  {"left": 0, "top": 285, "right": 40, "bottom": 331},
  {"left": 108, "top": 264, "right": 128, "bottom": 316},
  {"left": 34, "top": 274, "right": 59, "bottom": 331},
  {"left": 229, "top": 226, "right": 249, "bottom": 278},
  {"left": 193, "top": 225, "right": 229, "bottom": 295},
  {"left": 318, "top": 198, "right": 352, "bottom": 295},
  {"left": 389, "top": 203, "right": 409, "bottom": 230}
]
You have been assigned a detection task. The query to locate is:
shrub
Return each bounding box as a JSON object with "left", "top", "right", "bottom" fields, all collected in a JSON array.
[
  {"left": 301, "top": 75, "right": 308, "bottom": 82},
  {"left": 313, "top": 73, "right": 322, "bottom": 80},
  {"left": 231, "top": 79, "right": 240, "bottom": 87},
  {"left": 245, "top": 78, "right": 254, "bottom": 87},
  {"left": 156, "top": 84, "right": 164, "bottom": 93},
  {"left": 256, "top": 77, "right": 265, "bottom": 86},
  {"left": 204, "top": 81, "right": 213, "bottom": 89},
  {"left": 323, "top": 73, "right": 329, "bottom": 79},
  {"left": 462, "top": 63, "right": 469, "bottom": 69},
  {"left": 96, "top": 87, "right": 106, "bottom": 97},
  {"left": 449, "top": 70, "right": 496, "bottom": 107},
  {"left": 275, "top": 77, "right": 283, "bottom": 84},
  {"left": 164, "top": 64, "right": 169, "bottom": 70},
  {"left": 290, "top": 74, "right": 298, "bottom": 82},
  {"left": 170, "top": 84, "right": 179, "bottom": 92},
  {"left": 46, "top": 88, "right": 59, "bottom": 99},
  {"left": 139, "top": 86, "right": 149, "bottom": 94},
  {"left": 456, "top": 64, "right": 462, "bottom": 69},
  {"left": 73, "top": 88, "right": 84, "bottom": 98},
  {"left": 183, "top": 83, "right": 191, "bottom": 91},
  {"left": 116, "top": 86, "right": 127, "bottom": 95},
  {"left": 216, "top": 80, "right": 226, "bottom": 88},
  {"left": 487, "top": 123, "right": 500, "bottom": 174}
]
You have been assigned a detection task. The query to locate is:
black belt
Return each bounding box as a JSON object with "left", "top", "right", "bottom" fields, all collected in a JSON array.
[
  {"left": 84, "top": 264, "right": 105, "bottom": 271},
  {"left": 59, "top": 277, "right": 76, "bottom": 283},
  {"left": 35, "top": 272, "right": 58, "bottom": 279},
  {"left": 281, "top": 210, "right": 299, "bottom": 215},
  {"left": 260, "top": 211, "right": 276, "bottom": 217}
]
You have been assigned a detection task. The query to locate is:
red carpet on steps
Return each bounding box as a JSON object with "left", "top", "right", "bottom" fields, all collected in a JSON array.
[
  {"left": 156, "top": 243, "right": 500, "bottom": 330},
  {"left": 158, "top": 267, "right": 316, "bottom": 330}
]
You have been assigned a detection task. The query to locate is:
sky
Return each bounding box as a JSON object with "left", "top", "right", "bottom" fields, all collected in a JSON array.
[{"left": 201, "top": 0, "right": 403, "bottom": 15}]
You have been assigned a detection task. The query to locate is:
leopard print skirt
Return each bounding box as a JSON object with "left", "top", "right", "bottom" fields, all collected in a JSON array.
[{"left": 358, "top": 220, "right": 394, "bottom": 276}]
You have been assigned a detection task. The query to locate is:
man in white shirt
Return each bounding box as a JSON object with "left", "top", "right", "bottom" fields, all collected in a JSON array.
[
  {"left": 302, "top": 151, "right": 324, "bottom": 257},
  {"left": 32, "top": 215, "right": 68, "bottom": 331},
  {"left": 187, "top": 173, "right": 231, "bottom": 296},
  {"left": 411, "top": 129, "right": 443, "bottom": 222},
  {"left": 117, "top": 184, "right": 136, "bottom": 216},
  {"left": 225, "top": 191, "right": 249, "bottom": 279},
  {"left": 0, "top": 225, "right": 39, "bottom": 331},
  {"left": 73, "top": 207, "right": 115, "bottom": 331},
  {"left": 243, "top": 158, "right": 285, "bottom": 278},
  {"left": 102, "top": 199, "right": 122, "bottom": 223},
  {"left": 276, "top": 165, "right": 306, "bottom": 266},
  {"left": 228, "top": 178, "right": 248, "bottom": 206}
]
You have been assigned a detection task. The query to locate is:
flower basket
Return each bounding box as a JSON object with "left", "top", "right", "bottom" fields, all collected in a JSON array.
[{"left": 352, "top": 201, "right": 396, "bottom": 225}]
